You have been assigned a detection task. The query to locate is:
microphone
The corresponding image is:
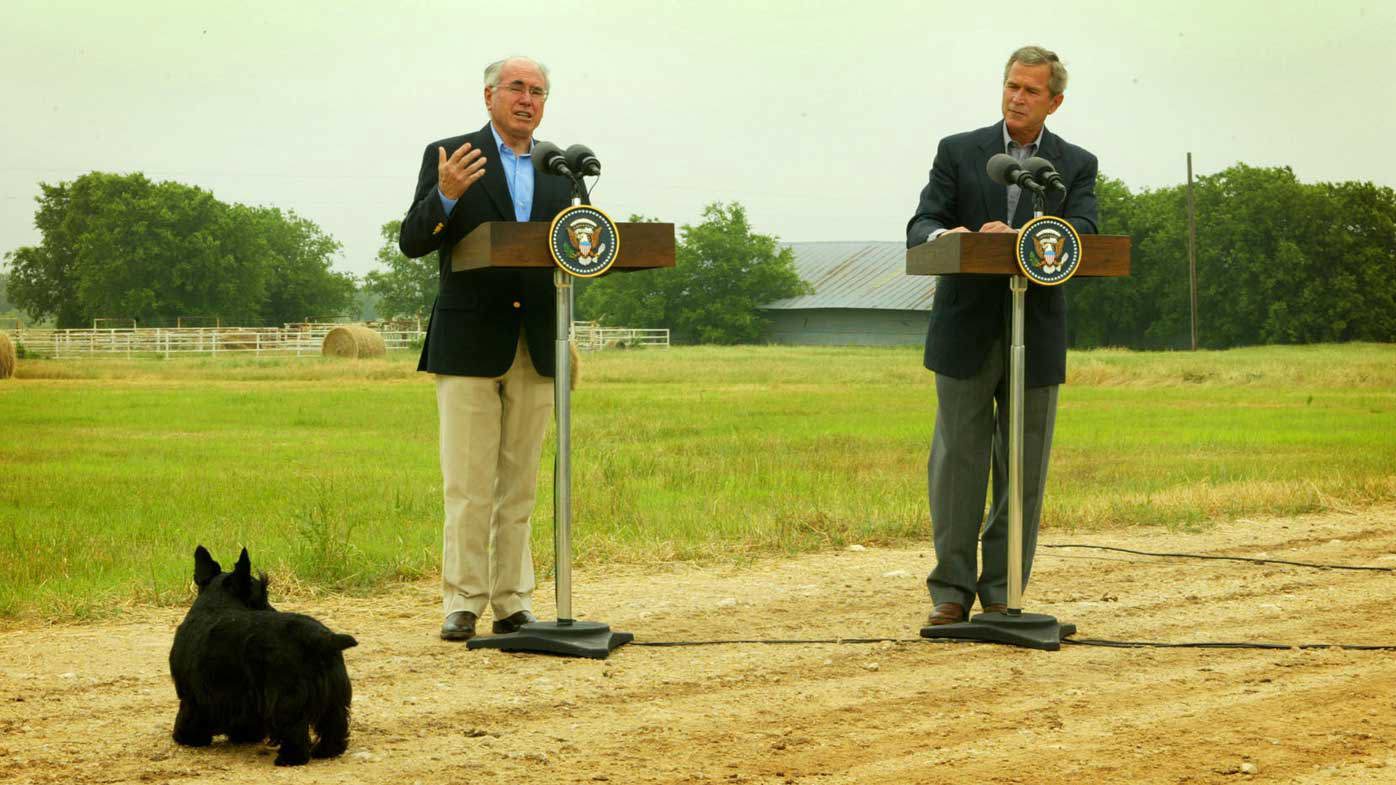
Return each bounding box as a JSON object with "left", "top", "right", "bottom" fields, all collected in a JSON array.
[
  {"left": 986, "top": 153, "right": 1044, "bottom": 193},
  {"left": 1022, "top": 156, "right": 1067, "bottom": 192},
  {"left": 532, "top": 141, "right": 574, "bottom": 178},
  {"left": 564, "top": 144, "right": 601, "bottom": 177}
]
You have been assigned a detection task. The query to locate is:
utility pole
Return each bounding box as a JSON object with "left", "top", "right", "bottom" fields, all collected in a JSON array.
[{"left": 1187, "top": 153, "right": 1199, "bottom": 351}]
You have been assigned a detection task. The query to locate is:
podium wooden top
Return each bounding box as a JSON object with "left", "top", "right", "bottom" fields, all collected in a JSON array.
[
  {"left": 906, "top": 232, "right": 1131, "bottom": 277},
  {"left": 451, "top": 221, "right": 677, "bottom": 272}
]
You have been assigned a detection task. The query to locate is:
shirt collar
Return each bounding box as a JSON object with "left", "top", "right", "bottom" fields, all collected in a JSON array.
[
  {"left": 489, "top": 123, "right": 533, "bottom": 159},
  {"left": 1002, "top": 123, "right": 1045, "bottom": 153}
]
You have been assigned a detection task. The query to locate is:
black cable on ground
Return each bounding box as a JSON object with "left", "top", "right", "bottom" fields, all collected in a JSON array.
[
  {"left": 1064, "top": 638, "right": 1396, "bottom": 651},
  {"left": 631, "top": 637, "right": 912, "bottom": 647},
  {"left": 630, "top": 637, "right": 1396, "bottom": 651},
  {"left": 1040, "top": 543, "right": 1394, "bottom": 572}
]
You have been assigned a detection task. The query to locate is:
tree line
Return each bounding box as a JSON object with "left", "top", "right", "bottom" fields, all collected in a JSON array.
[
  {"left": 1068, "top": 164, "right": 1396, "bottom": 349},
  {"left": 4, "top": 172, "right": 355, "bottom": 328},
  {"left": 7, "top": 166, "right": 1393, "bottom": 348}
]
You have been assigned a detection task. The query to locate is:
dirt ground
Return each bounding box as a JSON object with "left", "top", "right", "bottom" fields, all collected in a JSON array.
[{"left": 2, "top": 507, "right": 1395, "bottom": 785}]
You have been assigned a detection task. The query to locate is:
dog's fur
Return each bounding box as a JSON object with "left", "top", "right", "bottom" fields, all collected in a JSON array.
[{"left": 169, "top": 546, "right": 357, "bottom": 766}]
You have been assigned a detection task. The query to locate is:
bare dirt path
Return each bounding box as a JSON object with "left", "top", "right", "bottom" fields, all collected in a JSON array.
[{"left": 3, "top": 507, "right": 1395, "bottom": 785}]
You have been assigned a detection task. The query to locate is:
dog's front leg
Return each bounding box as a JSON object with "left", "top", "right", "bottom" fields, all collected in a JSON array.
[
  {"left": 172, "top": 700, "right": 213, "bottom": 747},
  {"left": 273, "top": 721, "right": 313, "bottom": 766}
]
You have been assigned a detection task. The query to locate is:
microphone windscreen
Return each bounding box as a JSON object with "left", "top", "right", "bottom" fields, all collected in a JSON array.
[
  {"left": 532, "top": 141, "right": 565, "bottom": 174},
  {"left": 1022, "top": 156, "right": 1056, "bottom": 178},
  {"left": 986, "top": 153, "right": 1021, "bottom": 186},
  {"left": 564, "top": 143, "right": 599, "bottom": 175}
]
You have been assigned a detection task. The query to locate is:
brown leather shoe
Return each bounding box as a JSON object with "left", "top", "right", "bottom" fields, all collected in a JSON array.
[
  {"left": 981, "top": 603, "right": 1008, "bottom": 615},
  {"left": 927, "top": 602, "right": 966, "bottom": 625},
  {"left": 491, "top": 610, "right": 537, "bottom": 634},
  {"left": 441, "top": 611, "right": 477, "bottom": 641}
]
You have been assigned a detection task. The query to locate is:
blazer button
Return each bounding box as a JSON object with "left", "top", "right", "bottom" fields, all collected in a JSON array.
[{"left": 512, "top": 301, "right": 521, "bottom": 309}]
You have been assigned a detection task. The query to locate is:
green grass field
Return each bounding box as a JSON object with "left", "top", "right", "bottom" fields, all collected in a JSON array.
[{"left": 1, "top": 343, "right": 1393, "bottom": 619}]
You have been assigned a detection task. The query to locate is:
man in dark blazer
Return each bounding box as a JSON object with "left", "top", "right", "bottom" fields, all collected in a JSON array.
[
  {"left": 398, "top": 56, "right": 573, "bottom": 642},
  {"left": 905, "top": 46, "right": 1098, "bottom": 626}
]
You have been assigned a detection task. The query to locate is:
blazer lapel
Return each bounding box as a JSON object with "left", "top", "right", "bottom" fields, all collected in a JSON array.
[
  {"left": 1037, "top": 126, "right": 1064, "bottom": 162},
  {"left": 1035, "top": 126, "right": 1067, "bottom": 216},
  {"left": 473, "top": 124, "right": 516, "bottom": 221},
  {"left": 530, "top": 163, "right": 568, "bottom": 222},
  {"left": 976, "top": 122, "right": 1008, "bottom": 224}
]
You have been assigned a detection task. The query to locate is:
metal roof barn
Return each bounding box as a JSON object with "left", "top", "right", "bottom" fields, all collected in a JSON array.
[{"left": 761, "top": 242, "right": 936, "bottom": 346}]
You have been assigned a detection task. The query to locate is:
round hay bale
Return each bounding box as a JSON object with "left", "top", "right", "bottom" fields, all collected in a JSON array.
[
  {"left": 0, "top": 332, "right": 15, "bottom": 379},
  {"left": 321, "top": 325, "right": 386, "bottom": 359}
]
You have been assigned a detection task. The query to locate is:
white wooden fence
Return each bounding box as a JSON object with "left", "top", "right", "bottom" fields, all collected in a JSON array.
[
  {"left": 571, "top": 322, "right": 670, "bottom": 351},
  {"left": 5, "top": 325, "right": 424, "bottom": 359},
  {"left": 3, "top": 321, "right": 668, "bottom": 358}
]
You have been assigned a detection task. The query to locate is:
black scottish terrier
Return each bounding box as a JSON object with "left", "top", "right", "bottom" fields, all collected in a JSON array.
[{"left": 169, "top": 546, "right": 357, "bottom": 766}]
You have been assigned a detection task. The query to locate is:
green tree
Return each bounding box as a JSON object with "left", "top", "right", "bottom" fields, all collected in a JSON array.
[
  {"left": 1066, "top": 166, "right": 1396, "bottom": 350},
  {"left": 362, "top": 220, "right": 437, "bottom": 319},
  {"left": 6, "top": 174, "right": 116, "bottom": 327},
  {"left": 580, "top": 202, "right": 809, "bottom": 344},
  {"left": 252, "top": 207, "right": 356, "bottom": 324},
  {"left": 0, "top": 269, "right": 14, "bottom": 314},
  {"left": 6, "top": 172, "right": 354, "bottom": 327}
]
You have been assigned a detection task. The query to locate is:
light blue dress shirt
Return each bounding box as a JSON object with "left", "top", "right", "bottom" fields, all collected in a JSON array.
[{"left": 437, "top": 124, "right": 534, "bottom": 222}]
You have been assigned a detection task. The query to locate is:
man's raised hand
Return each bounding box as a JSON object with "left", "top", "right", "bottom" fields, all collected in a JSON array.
[{"left": 438, "top": 143, "right": 486, "bottom": 201}]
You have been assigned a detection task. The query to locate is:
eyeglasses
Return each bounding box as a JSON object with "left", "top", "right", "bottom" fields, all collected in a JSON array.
[{"left": 495, "top": 81, "right": 548, "bottom": 101}]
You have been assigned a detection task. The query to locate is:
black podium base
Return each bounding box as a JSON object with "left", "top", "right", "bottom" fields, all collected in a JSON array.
[
  {"left": 920, "top": 611, "right": 1076, "bottom": 651},
  {"left": 466, "top": 620, "right": 633, "bottom": 659}
]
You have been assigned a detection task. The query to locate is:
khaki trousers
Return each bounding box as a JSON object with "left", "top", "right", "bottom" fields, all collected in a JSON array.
[{"left": 435, "top": 337, "right": 554, "bottom": 620}]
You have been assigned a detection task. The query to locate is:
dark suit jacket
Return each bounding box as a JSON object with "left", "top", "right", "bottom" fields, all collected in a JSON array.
[
  {"left": 399, "top": 123, "right": 573, "bottom": 377},
  {"left": 905, "top": 121, "right": 1098, "bottom": 387}
]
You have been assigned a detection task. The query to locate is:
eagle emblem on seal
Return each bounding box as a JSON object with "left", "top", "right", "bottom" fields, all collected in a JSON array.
[
  {"left": 1030, "top": 228, "right": 1070, "bottom": 274},
  {"left": 566, "top": 217, "right": 606, "bottom": 262}
]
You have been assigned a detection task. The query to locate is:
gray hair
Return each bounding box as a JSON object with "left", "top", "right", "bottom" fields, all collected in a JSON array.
[
  {"left": 483, "top": 56, "right": 551, "bottom": 92},
  {"left": 1004, "top": 46, "right": 1067, "bottom": 96}
]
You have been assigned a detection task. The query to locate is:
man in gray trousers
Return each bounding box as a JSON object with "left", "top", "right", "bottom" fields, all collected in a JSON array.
[{"left": 905, "top": 45, "right": 1098, "bottom": 625}]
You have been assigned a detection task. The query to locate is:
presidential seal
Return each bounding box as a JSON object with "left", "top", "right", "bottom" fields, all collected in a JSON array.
[
  {"left": 549, "top": 205, "right": 621, "bottom": 278},
  {"left": 1015, "top": 216, "right": 1083, "bottom": 286}
]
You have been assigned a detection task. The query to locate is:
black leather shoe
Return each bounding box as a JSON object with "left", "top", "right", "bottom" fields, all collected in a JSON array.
[
  {"left": 491, "top": 610, "right": 537, "bottom": 634},
  {"left": 441, "top": 611, "right": 478, "bottom": 641}
]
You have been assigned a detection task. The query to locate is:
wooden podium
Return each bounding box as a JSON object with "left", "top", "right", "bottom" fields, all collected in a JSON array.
[
  {"left": 908, "top": 231, "right": 1131, "bottom": 650},
  {"left": 451, "top": 221, "right": 676, "bottom": 272},
  {"left": 906, "top": 232, "right": 1130, "bottom": 277},
  {"left": 458, "top": 220, "right": 675, "bottom": 658}
]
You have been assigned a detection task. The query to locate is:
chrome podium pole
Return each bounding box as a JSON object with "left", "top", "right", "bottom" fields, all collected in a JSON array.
[
  {"left": 1007, "top": 275, "right": 1027, "bottom": 613},
  {"left": 553, "top": 267, "right": 574, "bottom": 622}
]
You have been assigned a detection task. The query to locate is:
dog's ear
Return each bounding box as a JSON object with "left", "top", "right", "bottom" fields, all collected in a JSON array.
[
  {"left": 234, "top": 548, "right": 252, "bottom": 578},
  {"left": 193, "top": 545, "right": 221, "bottom": 587}
]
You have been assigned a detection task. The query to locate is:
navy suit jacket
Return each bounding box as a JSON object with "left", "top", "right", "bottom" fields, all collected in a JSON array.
[
  {"left": 399, "top": 123, "right": 573, "bottom": 377},
  {"left": 906, "top": 121, "right": 1098, "bottom": 387}
]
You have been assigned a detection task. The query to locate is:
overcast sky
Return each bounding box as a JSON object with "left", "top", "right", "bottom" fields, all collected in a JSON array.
[{"left": 3, "top": 0, "right": 1391, "bottom": 278}]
